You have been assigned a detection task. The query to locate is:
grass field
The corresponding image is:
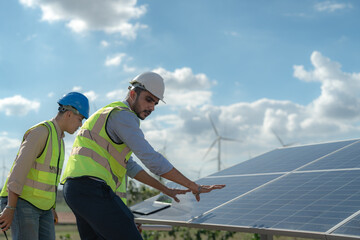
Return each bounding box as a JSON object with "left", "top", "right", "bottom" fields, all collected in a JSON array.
[
  {"left": 0, "top": 225, "right": 318, "bottom": 240},
  {"left": 0, "top": 225, "right": 82, "bottom": 240}
]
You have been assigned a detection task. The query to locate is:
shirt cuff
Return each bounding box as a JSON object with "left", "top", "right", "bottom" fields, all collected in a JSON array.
[
  {"left": 7, "top": 181, "right": 24, "bottom": 195},
  {"left": 126, "top": 161, "right": 144, "bottom": 178}
]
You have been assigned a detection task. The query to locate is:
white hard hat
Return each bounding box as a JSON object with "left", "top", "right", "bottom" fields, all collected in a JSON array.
[{"left": 130, "top": 72, "right": 165, "bottom": 102}]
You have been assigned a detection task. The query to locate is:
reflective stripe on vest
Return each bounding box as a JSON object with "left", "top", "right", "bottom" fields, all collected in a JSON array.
[
  {"left": 61, "top": 102, "right": 135, "bottom": 192},
  {"left": 75, "top": 128, "right": 130, "bottom": 168},
  {"left": 116, "top": 175, "right": 127, "bottom": 205},
  {"left": 0, "top": 121, "right": 64, "bottom": 210}
]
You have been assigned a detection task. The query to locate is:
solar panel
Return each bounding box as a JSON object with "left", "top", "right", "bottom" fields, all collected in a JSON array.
[
  {"left": 131, "top": 174, "right": 282, "bottom": 222},
  {"left": 210, "top": 139, "right": 357, "bottom": 176},
  {"left": 131, "top": 139, "right": 360, "bottom": 240},
  {"left": 192, "top": 171, "right": 360, "bottom": 232}
]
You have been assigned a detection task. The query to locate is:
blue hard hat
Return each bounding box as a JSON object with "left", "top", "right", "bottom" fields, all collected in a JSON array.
[{"left": 57, "top": 92, "right": 89, "bottom": 119}]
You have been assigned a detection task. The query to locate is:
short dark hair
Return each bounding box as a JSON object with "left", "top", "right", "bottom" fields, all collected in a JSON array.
[
  {"left": 133, "top": 86, "right": 145, "bottom": 95},
  {"left": 132, "top": 87, "right": 146, "bottom": 101},
  {"left": 126, "top": 86, "right": 146, "bottom": 100},
  {"left": 58, "top": 105, "right": 80, "bottom": 115}
]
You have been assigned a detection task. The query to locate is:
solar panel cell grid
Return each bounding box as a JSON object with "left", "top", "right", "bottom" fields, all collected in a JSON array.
[
  {"left": 191, "top": 170, "right": 360, "bottom": 234},
  {"left": 210, "top": 139, "right": 357, "bottom": 177},
  {"left": 301, "top": 140, "right": 360, "bottom": 171}
]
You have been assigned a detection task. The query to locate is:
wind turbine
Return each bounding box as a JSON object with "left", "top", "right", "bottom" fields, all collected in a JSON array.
[
  {"left": 202, "top": 115, "right": 242, "bottom": 171},
  {"left": 271, "top": 129, "right": 295, "bottom": 147}
]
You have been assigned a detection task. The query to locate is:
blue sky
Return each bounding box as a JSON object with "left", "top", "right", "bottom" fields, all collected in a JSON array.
[{"left": 1, "top": 0, "right": 360, "bottom": 184}]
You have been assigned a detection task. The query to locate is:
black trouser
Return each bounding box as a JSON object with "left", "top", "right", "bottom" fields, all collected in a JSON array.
[{"left": 63, "top": 177, "right": 142, "bottom": 240}]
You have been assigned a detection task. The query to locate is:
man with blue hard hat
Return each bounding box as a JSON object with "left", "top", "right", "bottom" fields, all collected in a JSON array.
[
  {"left": 57, "top": 92, "right": 89, "bottom": 119},
  {"left": 0, "top": 92, "right": 89, "bottom": 240}
]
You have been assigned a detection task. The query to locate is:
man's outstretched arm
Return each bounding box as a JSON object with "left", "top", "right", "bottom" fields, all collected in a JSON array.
[
  {"left": 161, "top": 167, "right": 226, "bottom": 201},
  {"left": 134, "top": 170, "right": 190, "bottom": 202}
]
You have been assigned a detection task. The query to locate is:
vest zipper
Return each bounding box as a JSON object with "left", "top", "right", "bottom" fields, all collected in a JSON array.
[{"left": 54, "top": 131, "right": 62, "bottom": 209}]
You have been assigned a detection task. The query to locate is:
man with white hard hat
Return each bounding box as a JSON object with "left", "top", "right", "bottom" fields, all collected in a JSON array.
[
  {"left": 61, "top": 72, "right": 225, "bottom": 239},
  {"left": 130, "top": 71, "right": 165, "bottom": 103}
]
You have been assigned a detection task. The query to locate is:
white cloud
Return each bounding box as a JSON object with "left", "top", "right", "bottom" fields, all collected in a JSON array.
[
  {"left": 314, "top": 1, "right": 352, "bottom": 12},
  {"left": 140, "top": 53, "right": 360, "bottom": 178},
  {"left": 20, "top": 0, "right": 147, "bottom": 39},
  {"left": 154, "top": 67, "right": 216, "bottom": 90},
  {"left": 105, "top": 53, "right": 126, "bottom": 66},
  {"left": 294, "top": 51, "right": 360, "bottom": 120},
  {"left": 0, "top": 132, "right": 21, "bottom": 152},
  {"left": 100, "top": 40, "right": 109, "bottom": 47},
  {"left": 0, "top": 95, "right": 40, "bottom": 116},
  {"left": 66, "top": 19, "right": 88, "bottom": 33},
  {"left": 123, "top": 64, "right": 136, "bottom": 73},
  {"left": 40, "top": 4, "right": 63, "bottom": 22},
  {"left": 84, "top": 91, "right": 98, "bottom": 102},
  {"left": 69, "top": 87, "right": 97, "bottom": 101},
  {"left": 165, "top": 90, "right": 212, "bottom": 107},
  {"left": 148, "top": 67, "right": 215, "bottom": 107},
  {"left": 72, "top": 86, "right": 82, "bottom": 92},
  {"left": 106, "top": 89, "right": 127, "bottom": 100},
  {"left": 103, "top": 67, "right": 214, "bottom": 106},
  {"left": 19, "top": 0, "right": 37, "bottom": 7}
]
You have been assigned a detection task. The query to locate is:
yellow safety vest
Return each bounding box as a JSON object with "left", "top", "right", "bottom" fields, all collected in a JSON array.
[
  {"left": 0, "top": 121, "right": 64, "bottom": 210},
  {"left": 61, "top": 102, "right": 134, "bottom": 194}
]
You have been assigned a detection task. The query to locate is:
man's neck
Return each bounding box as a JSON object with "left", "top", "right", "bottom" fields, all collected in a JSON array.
[
  {"left": 125, "top": 99, "right": 133, "bottom": 111},
  {"left": 54, "top": 114, "right": 65, "bottom": 137}
]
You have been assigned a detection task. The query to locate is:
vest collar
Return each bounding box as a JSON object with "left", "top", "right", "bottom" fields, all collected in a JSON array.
[
  {"left": 51, "top": 118, "right": 65, "bottom": 139},
  {"left": 122, "top": 100, "right": 131, "bottom": 109}
]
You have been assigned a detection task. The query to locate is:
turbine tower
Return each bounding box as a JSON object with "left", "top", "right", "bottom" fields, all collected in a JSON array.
[{"left": 203, "top": 115, "right": 242, "bottom": 171}]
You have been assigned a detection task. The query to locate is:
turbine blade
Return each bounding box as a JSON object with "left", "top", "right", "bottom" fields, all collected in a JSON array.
[
  {"left": 284, "top": 142, "right": 297, "bottom": 147},
  {"left": 209, "top": 115, "right": 219, "bottom": 136},
  {"left": 220, "top": 137, "right": 242, "bottom": 142},
  {"left": 202, "top": 139, "right": 218, "bottom": 160},
  {"left": 272, "top": 129, "right": 285, "bottom": 147}
]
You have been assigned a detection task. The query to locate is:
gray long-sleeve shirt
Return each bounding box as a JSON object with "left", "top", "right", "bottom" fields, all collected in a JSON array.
[{"left": 106, "top": 101, "right": 173, "bottom": 178}]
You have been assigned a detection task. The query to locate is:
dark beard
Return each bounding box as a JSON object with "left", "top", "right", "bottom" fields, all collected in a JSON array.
[{"left": 132, "top": 97, "right": 151, "bottom": 120}]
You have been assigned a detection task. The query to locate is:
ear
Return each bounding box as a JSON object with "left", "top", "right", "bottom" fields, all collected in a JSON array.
[
  {"left": 65, "top": 111, "right": 72, "bottom": 118},
  {"left": 129, "top": 90, "right": 137, "bottom": 101}
]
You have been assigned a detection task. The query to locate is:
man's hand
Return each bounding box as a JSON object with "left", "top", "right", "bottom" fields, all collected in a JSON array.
[
  {"left": 192, "top": 184, "right": 226, "bottom": 202},
  {"left": 52, "top": 209, "right": 58, "bottom": 224},
  {"left": 136, "top": 223, "right": 142, "bottom": 233},
  {"left": 134, "top": 170, "right": 191, "bottom": 203},
  {"left": 0, "top": 207, "right": 15, "bottom": 232},
  {"left": 163, "top": 188, "right": 190, "bottom": 203}
]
